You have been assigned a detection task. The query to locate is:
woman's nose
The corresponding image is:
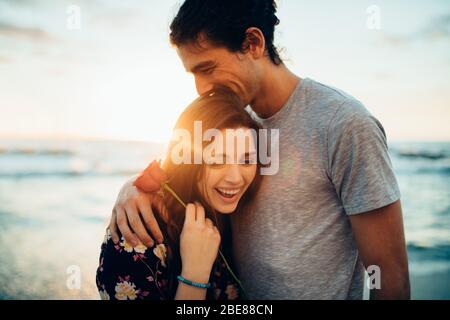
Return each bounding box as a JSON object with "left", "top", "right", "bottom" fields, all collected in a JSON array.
[{"left": 223, "top": 164, "right": 244, "bottom": 184}]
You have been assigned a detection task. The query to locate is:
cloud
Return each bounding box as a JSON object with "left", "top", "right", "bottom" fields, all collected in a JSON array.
[
  {"left": 419, "top": 14, "right": 450, "bottom": 41},
  {"left": 379, "top": 14, "right": 450, "bottom": 46},
  {"left": 0, "top": 55, "right": 11, "bottom": 64},
  {"left": 0, "top": 22, "right": 53, "bottom": 41}
]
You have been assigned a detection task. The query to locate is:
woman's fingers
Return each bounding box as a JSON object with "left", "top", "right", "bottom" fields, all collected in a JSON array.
[
  {"left": 184, "top": 203, "right": 196, "bottom": 226},
  {"left": 206, "top": 219, "right": 220, "bottom": 238},
  {"left": 205, "top": 218, "right": 213, "bottom": 228},
  {"left": 194, "top": 202, "right": 205, "bottom": 224}
]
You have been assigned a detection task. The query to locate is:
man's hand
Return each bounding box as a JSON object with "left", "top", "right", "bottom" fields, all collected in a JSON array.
[
  {"left": 349, "top": 200, "right": 410, "bottom": 299},
  {"left": 109, "top": 177, "right": 164, "bottom": 247}
]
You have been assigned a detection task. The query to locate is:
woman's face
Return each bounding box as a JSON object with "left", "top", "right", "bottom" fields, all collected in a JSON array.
[{"left": 198, "top": 127, "right": 258, "bottom": 214}]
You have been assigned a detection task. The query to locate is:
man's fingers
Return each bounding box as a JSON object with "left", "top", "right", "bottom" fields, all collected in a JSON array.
[
  {"left": 116, "top": 206, "right": 139, "bottom": 246},
  {"left": 125, "top": 204, "right": 155, "bottom": 247},
  {"left": 194, "top": 201, "right": 205, "bottom": 224},
  {"left": 138, "top": 198, "right": 164, "bottom": 243},
  {"left": 109, "top": 208, "right": 120, "bottom": 244}
]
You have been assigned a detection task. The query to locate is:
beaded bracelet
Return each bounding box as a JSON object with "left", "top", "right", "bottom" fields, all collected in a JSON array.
[{"left": 177, "top": 275, "right": 211, "bottom": 289}]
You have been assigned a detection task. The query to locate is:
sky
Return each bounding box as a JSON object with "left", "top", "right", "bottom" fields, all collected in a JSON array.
[{"left": 0, "top": 0, "right": 449, "bottom": 142}]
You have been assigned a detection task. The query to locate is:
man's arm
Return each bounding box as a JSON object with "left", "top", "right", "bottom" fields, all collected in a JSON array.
[
  {"left": 109, "top": 176, "right": 164, "bottom": 248},
  {"left": 349, "top": 200, "right": 410, "bottom": 300}
]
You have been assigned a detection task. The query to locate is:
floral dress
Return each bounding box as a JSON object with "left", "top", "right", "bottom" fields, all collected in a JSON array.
[{"left": 96, "top": 229, "right": 240, "bottom": 300}]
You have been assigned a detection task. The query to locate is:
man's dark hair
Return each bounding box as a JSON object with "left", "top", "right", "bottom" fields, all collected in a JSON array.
[{"left": 170, "top": 0, "right": 282, "bottom": 65}]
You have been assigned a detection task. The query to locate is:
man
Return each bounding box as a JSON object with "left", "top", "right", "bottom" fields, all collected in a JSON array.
[{"left": 108, "top": 0, "right": 410, "bottom": 299}]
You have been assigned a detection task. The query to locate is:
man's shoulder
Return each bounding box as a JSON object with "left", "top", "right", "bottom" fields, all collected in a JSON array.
[
  {"left": 305, "top": 79, "right": 387, "bottom": 142},
  {"left": 301, "top": 78, "right": 372, "bottom": 130},
  {"left": 305, "top": 78, "right": 365, "bottom": 112}
]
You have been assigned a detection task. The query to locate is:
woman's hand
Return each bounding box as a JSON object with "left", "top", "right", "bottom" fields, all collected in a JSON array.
[{"left": 179, "top": 202, "right": 221, "bottom": 284}]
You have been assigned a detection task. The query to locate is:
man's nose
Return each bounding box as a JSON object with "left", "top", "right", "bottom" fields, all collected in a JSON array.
[{"left": 195, "top": 76, "right": 214, "bottom": 95}]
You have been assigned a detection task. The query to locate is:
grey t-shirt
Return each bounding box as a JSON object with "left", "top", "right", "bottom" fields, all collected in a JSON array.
[{"left": 231, "top": 78, "right": 401, "bottom": 299}]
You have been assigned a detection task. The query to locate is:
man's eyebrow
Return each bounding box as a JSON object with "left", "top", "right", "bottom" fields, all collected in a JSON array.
[{"left": 189, "top": 61, "right": 216, "bottom": 73}]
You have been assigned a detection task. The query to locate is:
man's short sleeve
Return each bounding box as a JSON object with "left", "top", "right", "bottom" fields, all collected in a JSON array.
[{"left": 327, "top": 99, "right": 401, "bottom": 215}]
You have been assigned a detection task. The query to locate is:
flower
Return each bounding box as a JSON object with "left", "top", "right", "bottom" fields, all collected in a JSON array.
[
  {"left": 115, "top": 280, "right": 138, "bottom": 300},
  {"left": 134, "top": 243, "right": 148, "bottom": 254},
  {"left": 225, "top": 284, "right": 239, "bottom": 300},
  {"left": 134, "top": 159, "right": 186, "bottom": 207},
  {"left": 120, "top": 238, "right": 134, "bottom": 253},
  {"left": 119, "top": 237, "right": 148, "bottom": 254},
  {"left": 99, "top": 289, "right": 110, "bottom": 300},
  {"left": 134, "top": 160, "right": 168, "bottom": 193},
  {"left": 103, "top": 228, "right": 111, "bottom": 244},
  {"left": 214, "top": 288, "right": 221, "bottom": 299},
  {"left": 153, "top": 243, "right": 167, "bottom": 267}
]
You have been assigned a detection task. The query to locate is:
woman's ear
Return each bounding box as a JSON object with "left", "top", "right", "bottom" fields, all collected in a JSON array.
[{"left": 242, "top": 27, "right": 266, "bottom": 60}]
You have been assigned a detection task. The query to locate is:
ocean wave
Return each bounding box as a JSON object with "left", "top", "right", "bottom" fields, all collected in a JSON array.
[
  {"left": 409, "top": 260, "right": 450, "bottom": 276},
  {"left": 415, "top": 166, "right": 450, "bottom": 175},
  {"left": 0, "top": 148, "right": 74, "bottom": 156},
  {"left": 0, "top": 170, "right": 138, "bottom": 178},
  {"left": 396, "top": 151, "right": 448, "bottom": 160},
  {"left": 407, "top": 242, "right": 450, "bottom": 275},
  {"left": 407, "top": 243, "right": 450, "bottom": 261},
  {"left": 389, "top": 143, "right": 450, "bottom": 161}
]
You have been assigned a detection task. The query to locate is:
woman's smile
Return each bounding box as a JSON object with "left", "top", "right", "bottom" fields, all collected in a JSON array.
[{"left": 215, "top": 186, "right": 243, "bottom": 203}]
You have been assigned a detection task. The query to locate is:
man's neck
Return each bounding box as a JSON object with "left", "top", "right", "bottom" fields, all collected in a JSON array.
[{"left": 250, "top": 64, "right": 301, "bottom": 119}]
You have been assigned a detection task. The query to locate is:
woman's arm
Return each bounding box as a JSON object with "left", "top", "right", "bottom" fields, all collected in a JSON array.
[
  {"left": 175, "top": 275, "right": 209, "bottom": 300},
  {"left": 97, "top": 201, "right": 221, "bottom": 300},
  {"left": 175, "top": 203, "right": 221, "bottom": 300}
]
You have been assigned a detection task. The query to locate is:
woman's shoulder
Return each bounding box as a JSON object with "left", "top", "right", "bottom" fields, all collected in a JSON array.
[{"left": 97, "top": 228, "right": 171, "bottom": 300}]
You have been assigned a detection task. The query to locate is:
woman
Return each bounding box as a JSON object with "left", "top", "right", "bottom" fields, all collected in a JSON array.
[{"left": 96, "top": 88, "right": 262, "bottom": 300}]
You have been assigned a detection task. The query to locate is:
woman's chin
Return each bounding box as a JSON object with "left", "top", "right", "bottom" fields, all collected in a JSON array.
[
  {"left": 213, "top": 202, "right": 240, "bottom": 214},
  {"left": 214, "top": 204, "right": 237, "bottom": 214}
]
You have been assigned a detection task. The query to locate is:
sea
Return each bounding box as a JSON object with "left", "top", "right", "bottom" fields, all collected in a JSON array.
[{"left": 0, "top": 139, "right": 449, "bottom": 299}]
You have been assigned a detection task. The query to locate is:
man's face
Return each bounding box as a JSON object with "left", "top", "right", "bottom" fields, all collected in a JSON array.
[{"left": 176, "top": 40, "right": 262, "bottom": 106}]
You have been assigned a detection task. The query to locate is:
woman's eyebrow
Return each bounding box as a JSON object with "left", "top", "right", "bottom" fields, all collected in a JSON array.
[
  {"left": 240, "top": 151, "right": 257, "bottom": 157},
  {"left": 208, "top": 152, "right": 257, "bottom": 163}
]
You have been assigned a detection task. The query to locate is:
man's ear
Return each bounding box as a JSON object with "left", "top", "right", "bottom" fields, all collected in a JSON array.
[{"left": 242, "top": 27, "right": 266, "bottom": 60}]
